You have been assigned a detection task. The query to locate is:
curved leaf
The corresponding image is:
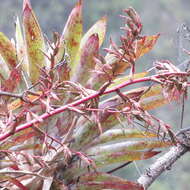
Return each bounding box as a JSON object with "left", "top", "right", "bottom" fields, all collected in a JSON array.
[
  {"left": 80, "top": 16, "right": 107, "bottom": 49},
  {"left": 23, "top": 0, "right": 46, "bottom": 83}
]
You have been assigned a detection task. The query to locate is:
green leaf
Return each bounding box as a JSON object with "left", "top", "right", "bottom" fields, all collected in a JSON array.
[
  {"left": 61, "top": 0, "right": 83, "bottom": 73},
  {"left": 73, "top": 33, "right": 99, "bottom": 85},
  {"left": 87, "top": 140, "right": 171, "bottom": 156},
  {"left": 89, "top": 129, "right": 157, "bottom": 146},
  {"left": 15, "top": 17, "right": 29, "bottom": 74},
  {"left": 93, "top": 150, "right": 161, "bottom": 167},
  {"left": 23, "top": 0, "right": 46, "bottom": 83}
]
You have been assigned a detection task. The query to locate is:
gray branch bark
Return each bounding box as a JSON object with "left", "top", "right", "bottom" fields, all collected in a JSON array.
[{"left": 138, "top": 127, "right": 190, "bottom": 190}]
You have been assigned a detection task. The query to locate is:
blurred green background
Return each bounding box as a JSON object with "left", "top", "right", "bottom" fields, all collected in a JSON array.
[{"left": 0, "top": 0, "right": 190, "bottom": 189}]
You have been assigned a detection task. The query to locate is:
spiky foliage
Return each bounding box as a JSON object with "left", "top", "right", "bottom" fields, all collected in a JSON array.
[{"left": 0, "top": 0, "right": 189, "bottom": 189}]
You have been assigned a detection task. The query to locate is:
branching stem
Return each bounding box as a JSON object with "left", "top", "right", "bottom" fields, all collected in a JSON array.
[{"left": 0, "top": 72, "right": 188, "bottom": 141}]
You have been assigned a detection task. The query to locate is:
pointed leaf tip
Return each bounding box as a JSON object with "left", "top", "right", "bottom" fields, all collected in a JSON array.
[
  {"left": 23, "top": 0, "right": 32, "bottom": 11},
  {"left": 23, "top": 0, "right": 46, "bottom": 83},
  {"left": 60, "top": 0, "right": 83, "bottom": 74}
]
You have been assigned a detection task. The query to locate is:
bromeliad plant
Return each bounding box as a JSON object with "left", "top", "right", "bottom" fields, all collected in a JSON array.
[{"left": 0, "top": 0, "right": 189, "bottom": 189}]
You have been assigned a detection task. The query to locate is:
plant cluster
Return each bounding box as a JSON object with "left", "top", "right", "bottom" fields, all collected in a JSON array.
[{"left": 0, "top": 0, "right": 189, "bottom": 189}]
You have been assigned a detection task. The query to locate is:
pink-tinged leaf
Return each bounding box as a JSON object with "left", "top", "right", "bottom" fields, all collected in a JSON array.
[
  {"left": 72, "top": 16, "right": 107, "bottom": 76},
  {"left": 61, "top": 0, "right": 83, "bottom": 72},
  {"left": 135, "top": 34, "right": 160, "bottom": 58},
  {"left": 2, "top": 67, "right": 21, "bottom": 92},
  {"left": 80, "top": 16, "right": 107, "bottom": 49},
  {"left": 0, "top": 32, "right": 17, "bottom": 69},
  {"left": 76, "top": 172, "right": 143, "bottom": 190},
  {"left": 72, "top": 33, "right": 99, "bottom": 85},
  {"left": 23, "top": 0, "right": 46, "bottom": 83},
  {"left": 92, "top": 150, "right": 161, "bottom": 167}
]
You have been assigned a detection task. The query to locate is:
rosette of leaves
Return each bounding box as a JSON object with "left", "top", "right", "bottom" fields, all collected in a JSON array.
[{"left": 0, "top": 0, "right": 189, "bottom": 189}]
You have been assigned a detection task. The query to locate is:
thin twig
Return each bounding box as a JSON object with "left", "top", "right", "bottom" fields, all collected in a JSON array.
[{"left": 107, "top": 161, "right": 132, "bottom": 174}]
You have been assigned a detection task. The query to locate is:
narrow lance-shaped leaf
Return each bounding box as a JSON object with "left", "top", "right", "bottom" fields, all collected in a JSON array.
[
  {"left": 23, "top": 0, "right": 46, "bottom": 83},
  {"left": 60, "top": 0, "right": 83, "bottom": 73},
  {"left": 93, "top": 150, "right": 160, "bottom": 168},
  {"left": 72, "top": 33, "right": 99, "bottom": 85},
  {"left": 76, "top": 172, "right": 143, "bottom": 190},
  {"left": 89, "top": 129, "right": 157, "bottom": 147},
  {"left": 86, "top": 140, "right": 171, "bottom": 156}
]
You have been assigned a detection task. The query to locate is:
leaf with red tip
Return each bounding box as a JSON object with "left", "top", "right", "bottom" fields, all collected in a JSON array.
[
  {"left": 73, "top": 33, "right": 99, "bottom": 85},
  {"left": 23, "top": 0, "right": 46, "bottom": 83},
  {"left": 61, "top": 0, "right": 83, "bottom": 72},
  {"left": 77, "top": 172, "right": 143, "bottom": 190},
  {"left": 0, "top": 32, "right": 17, "bottom": 69}
]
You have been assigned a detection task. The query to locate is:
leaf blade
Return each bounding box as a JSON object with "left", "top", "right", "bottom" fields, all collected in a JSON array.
[{"left": 23, "top": 0, "right": 46, "bottom": 83}]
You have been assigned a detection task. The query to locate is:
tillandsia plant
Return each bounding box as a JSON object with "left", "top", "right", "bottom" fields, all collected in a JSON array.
[{"left": 0, "top": 0, "right": 190, "bottom": 189}]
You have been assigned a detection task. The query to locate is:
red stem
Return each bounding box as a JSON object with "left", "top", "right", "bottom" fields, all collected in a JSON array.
[{"left": 0, "top": 72, "right": 188, "bottom": 141}]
